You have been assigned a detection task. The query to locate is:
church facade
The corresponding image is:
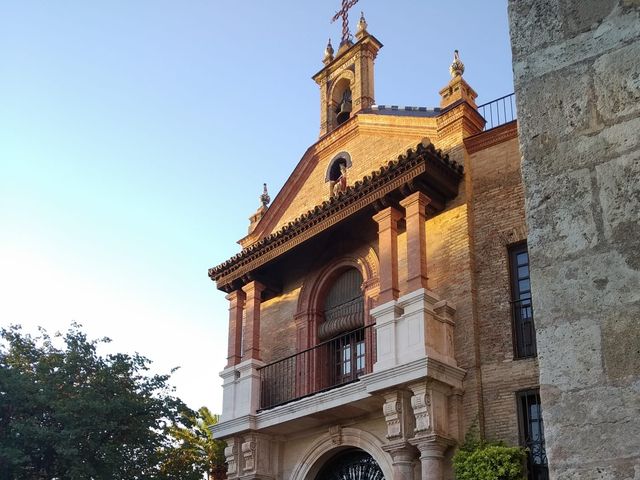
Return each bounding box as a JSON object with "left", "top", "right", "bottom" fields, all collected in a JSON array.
[{"left": 210, "top": 14, "right": 545, "bottom": 480}]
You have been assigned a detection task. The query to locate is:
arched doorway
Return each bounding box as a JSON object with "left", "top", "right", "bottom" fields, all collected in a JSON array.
[{"left": 315, "top": 448, "right": 385, "bottom": 480}]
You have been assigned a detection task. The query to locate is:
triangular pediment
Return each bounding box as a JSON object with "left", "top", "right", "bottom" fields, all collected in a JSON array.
[{"left": 240, "top": 111, "right": 441, "bottom": 249}]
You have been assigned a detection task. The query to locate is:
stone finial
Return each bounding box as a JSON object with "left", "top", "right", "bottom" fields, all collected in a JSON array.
[
  {"left": 323, "top": 38, "right": 335, "bottom": 65},
  {"left": 356, "top": 11, "right": 368, "bottom": 39},
  {"left": 260, "top": 183, "right": 270, "bottom": 207},
  {"left": 449, "top": 49, "right": 465, "bottom": 78}
]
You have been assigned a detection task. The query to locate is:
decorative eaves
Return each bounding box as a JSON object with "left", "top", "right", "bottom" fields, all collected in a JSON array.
[{"left": 208, "top": 139, "right": 463, "bottom": 289}]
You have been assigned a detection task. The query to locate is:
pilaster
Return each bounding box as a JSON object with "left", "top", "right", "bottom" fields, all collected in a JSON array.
[
  {"left": 399, "top": 192, "right": 430, "bottom": 295},
  {"left": 371, "top": 300, "right": 403, "bottom": 372},
  {"left": 397, "top": 289, "right": 457, "bottom": 366},
  {"left": 226, "top": 289, "right": 246, "bottom": 367},
  {"left": 220, "top": 357, "right": 265, "bottom": 422},
  {"left": 242, "top": 280, "right": 266, "bottom": 360},
  {"left": 372, "top": 206, "right": 402, "bottom": 305}
]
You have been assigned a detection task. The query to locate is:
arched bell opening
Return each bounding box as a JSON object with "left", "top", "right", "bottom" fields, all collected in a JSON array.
[
  {"left": 330, "top": 76, "right": 354, "bottom": 130},
  {"left": 315, "top": 448, "right": 385, "bottom": 480},
  {"left": 335, "top": 88, "right": 352, "bottom": 125}
]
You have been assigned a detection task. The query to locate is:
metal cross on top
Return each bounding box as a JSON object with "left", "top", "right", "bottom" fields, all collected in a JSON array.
[{"left": 332, "top": 0, "right": 359, "bottom": 45}]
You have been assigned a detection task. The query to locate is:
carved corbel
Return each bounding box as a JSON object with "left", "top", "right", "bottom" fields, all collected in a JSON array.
[
  {"left": 224, "top": 437, "right": 242, "bottom": 479},
  {"left": 241, "top": 438, "right": 257, "bottom": 472},
  {"left": 382, "top": 390, "right": 414, "bottom": 441},
  {"left": 240, "top": 433, "right": 275, "bottom": 479},
  {"left": 411, "top": 388, "right": 432, "bottom": 435}
]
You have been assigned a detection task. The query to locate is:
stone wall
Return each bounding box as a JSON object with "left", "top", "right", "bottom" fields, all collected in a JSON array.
[{"left": 508, "top": 1, "right": 640, "bottom": 477}]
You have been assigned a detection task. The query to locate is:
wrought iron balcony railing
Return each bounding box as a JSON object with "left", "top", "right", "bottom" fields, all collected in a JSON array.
[
  {"left": 477, "top": 93, "right": 517, "bottom": 131},
  {"left": 258, "top": 324, "right": 376, "bottom": 411}
]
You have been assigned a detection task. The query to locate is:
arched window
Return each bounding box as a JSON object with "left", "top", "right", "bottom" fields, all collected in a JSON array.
[{"left": 319, "top": 268, "right": 366, "bottom": 386}]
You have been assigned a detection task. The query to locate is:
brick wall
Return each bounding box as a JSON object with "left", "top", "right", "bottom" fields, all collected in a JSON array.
[{"left": 466, "top": 132, "right": 540, "bottom": 443}]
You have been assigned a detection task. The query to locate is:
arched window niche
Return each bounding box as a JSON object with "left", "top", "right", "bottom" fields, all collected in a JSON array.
[
  {"left": 326, "top": 151, "right": 352, "bottom": 197},
  {"left": 294, "top": 252, "right": 379, "bottom": 397}
]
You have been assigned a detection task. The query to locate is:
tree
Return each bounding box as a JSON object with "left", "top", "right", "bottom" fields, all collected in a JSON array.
[
  {"left": 0, "top": 324, "right": 193, "bottom": 480},
  {"left": 160, "top": 406, "right": 227, "bottom": 480}
]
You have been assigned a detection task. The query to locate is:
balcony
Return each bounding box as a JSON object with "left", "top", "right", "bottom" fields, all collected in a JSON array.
[{"left": 258, "top": 324, "right": 376, "bottom": 410}]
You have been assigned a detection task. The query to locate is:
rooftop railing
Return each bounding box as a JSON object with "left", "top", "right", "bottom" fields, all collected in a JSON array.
[{"left": 477, "top": 93, "right": 517, "bottom": 131}]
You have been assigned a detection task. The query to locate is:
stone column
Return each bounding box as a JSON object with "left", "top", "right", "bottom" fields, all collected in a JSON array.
[
  {"left": 242, "top": 281, "right": 266, "bottom": 361},
  {"left": 383, "top": 445, "right": 416, "bottom": 480},
  {"left": 226, "top": 289, "right": 246, "bottom": 367},
  {"left": 399, "top": 192, "right": 430, "bottom": 295},
  {"left": 413, "top": 440, "right": 447, "bottom": 480},
  {"left": 372, "top": 206, "right": 402, "bottom": 305}
]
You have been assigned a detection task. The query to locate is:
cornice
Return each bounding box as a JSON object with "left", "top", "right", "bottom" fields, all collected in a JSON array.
[
  {"left": 463, "top": 120, "right": 518, "bottom": 154},
  {"left": 210, "top": 141, "right": 463, "bottom": 291}
]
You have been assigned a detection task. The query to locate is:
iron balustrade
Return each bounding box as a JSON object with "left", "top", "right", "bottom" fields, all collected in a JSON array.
[
  {"left": 477, "top": 93, "right": 517, "bottom": 131},
  {"left": 511, "top": 298, "right": 537, "bottom": 358},
  {"left": 258, "top": 324, "right": 376, "bottom": 411}
]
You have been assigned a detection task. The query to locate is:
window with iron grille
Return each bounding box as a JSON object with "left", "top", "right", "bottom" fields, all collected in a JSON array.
[
  {"left": 517, "top": 389, "right": 549, "bottom": 480},
  {"left": 509, "top": 242, "right": 537, "bottom": 358}
]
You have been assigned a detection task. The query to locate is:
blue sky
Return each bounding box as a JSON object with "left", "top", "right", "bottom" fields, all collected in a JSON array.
[{"left": 0, "top": 1, "right": 514, "bottom": 411}]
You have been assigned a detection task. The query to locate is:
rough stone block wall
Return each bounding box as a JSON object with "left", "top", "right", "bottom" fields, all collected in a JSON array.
[{"left": 508, "top": 1, "right": 640, "bottom": 477}]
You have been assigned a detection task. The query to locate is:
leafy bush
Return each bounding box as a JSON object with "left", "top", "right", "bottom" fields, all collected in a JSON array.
[{"left": 453, "top": 425, "right": 527, "bottom": 480}]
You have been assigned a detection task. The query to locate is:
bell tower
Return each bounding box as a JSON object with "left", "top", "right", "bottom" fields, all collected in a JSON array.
[{"left": 313, "top": 12, "right": 382, "bottom": 137}]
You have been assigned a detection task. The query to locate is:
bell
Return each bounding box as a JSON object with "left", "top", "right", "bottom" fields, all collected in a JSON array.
[{"left": 336, "top": 98, "right": 352, "bottom": 125}]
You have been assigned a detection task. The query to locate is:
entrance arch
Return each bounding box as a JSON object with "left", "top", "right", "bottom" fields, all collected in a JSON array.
[
  {"left": 290, "top": 428, "right": 392, "bottom": 480},
  {"left": 315, "top": 449, "right": 384, "bottom": 480}
]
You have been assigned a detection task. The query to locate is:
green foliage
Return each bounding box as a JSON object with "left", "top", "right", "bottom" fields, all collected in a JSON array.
[
  {"left": 453, "top": 425, "right": 527, "bottom": 480},
  {"left": 160, "top": 406, "right": 227, "bottom": 480},
  {"left": 0, "top": 323, "right": 196, "bottom": 480}
]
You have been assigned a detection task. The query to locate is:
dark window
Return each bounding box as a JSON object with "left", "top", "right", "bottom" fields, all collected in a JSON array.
[
  {"left": 509, "top": 242, "right": 537, "bottom": 358},
  {"left": 517, "top": 390, "right": 549, "bottom": 480}
]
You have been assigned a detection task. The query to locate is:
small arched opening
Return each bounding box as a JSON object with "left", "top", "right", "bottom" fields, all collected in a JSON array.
[
  {"left": 326, "top": 152, "right": 352, "bottom": 197},
  {"left": 330, "top": 76, "right": 354, "bottom": 129}
]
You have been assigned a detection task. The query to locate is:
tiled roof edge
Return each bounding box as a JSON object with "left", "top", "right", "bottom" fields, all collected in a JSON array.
[{"left": 208, "top": 140, "right": 462, "bottom": 283}]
